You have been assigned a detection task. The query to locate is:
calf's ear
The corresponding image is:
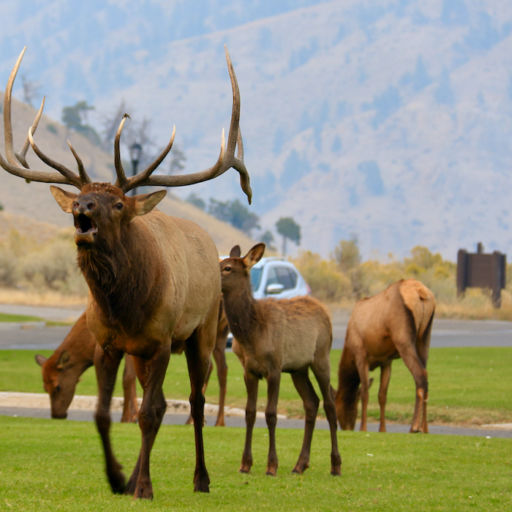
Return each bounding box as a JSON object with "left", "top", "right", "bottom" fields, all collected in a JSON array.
[{"left": 243, "top": 243, "right": 265, "bottom": 269}]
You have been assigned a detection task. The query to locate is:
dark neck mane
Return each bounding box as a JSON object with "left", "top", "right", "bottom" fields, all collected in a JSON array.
[{"left": 77, "top": 222, "right": 164, "bottom": 336}]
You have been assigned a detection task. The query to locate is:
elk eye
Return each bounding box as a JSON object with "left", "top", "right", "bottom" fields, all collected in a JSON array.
[
  {"left": 223, "top": 265, "right": 231, "bottom": 272},
  {"left": 114, "top": 202, "right": 123, "bottom": 210}
]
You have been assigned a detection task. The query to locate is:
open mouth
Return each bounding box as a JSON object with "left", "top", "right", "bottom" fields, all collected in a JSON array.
[{"left": 74, "top": 213, "right": 98, "bottom": 245}]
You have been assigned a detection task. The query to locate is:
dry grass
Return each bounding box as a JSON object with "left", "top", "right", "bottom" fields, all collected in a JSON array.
[{"left": 0, "top": 288, "right": 86, "bottom": 307}]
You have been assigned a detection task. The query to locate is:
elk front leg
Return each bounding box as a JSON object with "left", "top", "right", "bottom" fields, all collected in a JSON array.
[
  {"left": 125, "top": 348, "right": 170, "bottom": 499},
  {"left": 378, "top": 364, "right": 392, "bottom": 432},
  {"left": 265, "top": 372, "right": 281, "bottom": 476},
  {"left": 290, "top": 371, "right": 319, "bottom": 474},
  {"left": 94, "top": 344, "right": 125, "bottom": 494},
  {"left": 241, "top": 371, "right": 259, "bottom": 473},
  {"left": 121, "top": 355, "right": 138, "bottom": 423},
  {"left": 356, "top": 361, "right": 370, "bottom": 431}
]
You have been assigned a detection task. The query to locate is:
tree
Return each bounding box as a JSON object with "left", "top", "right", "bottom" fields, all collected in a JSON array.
[
  {"left": 169, "top": 145, "right": 186, "bottom": 173},
  {"left": 61, "top": 101, "right": 101, "bottom": 146},
  {"left": 21, "top": 74, "right": 40, "bottom": 107},
  {"left": 185, "top": 192, "right": 206, "bottom": 211},
  {"left": 333, "top": 236, "right": 361, "bottom": 273},
  {"left": 275, "top": 217, "right": 301, "bottom": 256},
  {"left": 260, "top": 230, "right": 276, "bottom": 251},
  {"left": 208, "top": 198, "right": 260, "bottom": 236}
]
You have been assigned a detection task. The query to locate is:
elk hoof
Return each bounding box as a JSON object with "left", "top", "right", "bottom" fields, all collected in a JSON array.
[{"left": 292, "top": 462, "right": 309, "bottom": 474}]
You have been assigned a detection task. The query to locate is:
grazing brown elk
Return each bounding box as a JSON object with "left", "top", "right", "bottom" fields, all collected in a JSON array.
[
  {"left": 335, "top": 279, "right": 435, "bottom": 433},
  {"left": 35, "top": 312, "right": 138, "bottom": 422},
  {"left": 220, "top": 244, "right": 341, "bottom": 476},
  {"left": 1, "top": 46, "right": 251, "bottom": 499}
]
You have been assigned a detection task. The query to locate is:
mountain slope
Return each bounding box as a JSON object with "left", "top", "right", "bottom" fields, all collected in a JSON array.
[{"left": 1, "top": 1, "right": 511, "bottom": 259}]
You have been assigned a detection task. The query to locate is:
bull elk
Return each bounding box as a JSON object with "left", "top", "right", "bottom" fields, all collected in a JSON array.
[
  {"left": 220, "top": 244, "right": 341, "bottom": 477},
  {"left": 35, "top": 312, "right": 138, "bottom": 422},
  {"left": 1, "top": 46, "right": 251, "bottom": 499},
  {"left": 335, "top": 279, "right": 435, "bottom": 433}
]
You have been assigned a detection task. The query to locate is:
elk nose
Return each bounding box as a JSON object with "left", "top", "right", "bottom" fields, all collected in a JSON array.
[{"left": 73, "top": 198, "right": 96, "bottom": 214}]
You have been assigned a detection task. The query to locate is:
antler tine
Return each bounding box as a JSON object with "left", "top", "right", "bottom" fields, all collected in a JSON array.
[
  {"left": 0, "top": 47, "right": 84, "bottom": 189},
  {"left": 16, "top": 96, "right": 45, "bottom": 167},
  {"left": 121, "top": 125, "right": 176, "bottom": 192},
  {"left": 114, "top": 113, "right": 130, "bottom": 189},
  {"left": 28, "top": 127, "right": 82, "bottom": 188},
  {"left": 122, "top": 46, "right": 252, "bottom": 204},
  {"left": 67, "top": 140, "right": 92, "bottom": 185}
]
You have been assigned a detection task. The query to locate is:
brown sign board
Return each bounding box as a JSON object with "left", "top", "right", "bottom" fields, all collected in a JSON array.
[{"left": 457, "top": 243, "right": 506, "bottom": 307}]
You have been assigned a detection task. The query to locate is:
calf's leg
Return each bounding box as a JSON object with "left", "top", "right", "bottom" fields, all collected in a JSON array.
[
  {"left": 290, "top": 370, "right": 319, "bottom": 474},
  {"left": 240, "top": 371, "right": 258, "bottom": 473},
  {"left": 312, "top": 362, "right": 342, "bottom": 476},
  {"left": 265, "top": 372, "right": 281, "bottom": 476}
]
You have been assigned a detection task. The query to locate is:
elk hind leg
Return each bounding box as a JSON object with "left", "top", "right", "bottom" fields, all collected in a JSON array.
[
  {"left": 290, "top": 370, "right": 319, "bottom": 474},
  {"left": 185, "top": 328, "right": 214, "bottom": 492},
  {"left": 312, "top": 361, "right": 342, "bottom": 475},
  {"left": 396, "top": 340, "right": 428, "bottom": 433},
  {"left": 94, "top": 345, "right": 126, "bottom": 494},
  {"left": 213, "top": 331, "right": 228, "bottom": 426}
]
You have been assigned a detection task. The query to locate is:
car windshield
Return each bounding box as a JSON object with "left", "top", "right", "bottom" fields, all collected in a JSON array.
[{"left": 250, "top": 267, "right": 262, "bottom": 291}]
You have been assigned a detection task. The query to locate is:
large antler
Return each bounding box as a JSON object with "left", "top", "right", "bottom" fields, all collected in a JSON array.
[
  {"left": 114, "top": 46, "right": 252, "bottom": 203},
  {"left": 0, "top": 47, "right": 91, "bottom": 189}
]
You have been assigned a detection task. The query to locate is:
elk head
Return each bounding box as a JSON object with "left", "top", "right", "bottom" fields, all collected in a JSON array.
[
  {"left": 220, "top": 243, "right": 265, "bottom": 294},
  {"left": 0, "top": 47, "right": 252, "bottom": 250},
  {"left": 35, "top": 351, "right": 78, "bottom": 419}
]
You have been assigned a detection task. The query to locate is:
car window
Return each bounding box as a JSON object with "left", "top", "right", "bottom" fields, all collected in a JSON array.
[
  {"left": 250, "top": 267, "right": 262, "bottom": 291},
  {"left": 276, "top": 266, "right": 297, "bottom": 290}
]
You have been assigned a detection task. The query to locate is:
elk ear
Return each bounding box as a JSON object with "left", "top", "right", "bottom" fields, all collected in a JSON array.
[
  {"left": 133, "top": 190, "right": 167, "bottom": 216},
  {"left": 50, "top": 186, "right": 77, "bottom": 213},
  {"left": 35, "top": 354, "right": 47, "bottom": 367},
  {"left": 56, "top": 350, "right": 71, "bottom": 370},
  {"left": 229, "top": 245, "right": 241, "bottom": 258},
  {"left": 243, "top": 243, "right": 265, "bottom": 269}
]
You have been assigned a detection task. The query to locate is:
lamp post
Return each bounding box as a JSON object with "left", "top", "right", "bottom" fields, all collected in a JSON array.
[{"left": 129, "top": 142, "right": 142, "bottom": 196}]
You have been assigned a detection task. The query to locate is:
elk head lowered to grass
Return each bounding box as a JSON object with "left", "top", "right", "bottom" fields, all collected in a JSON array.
[
  {"left": 335, "top": 279, "right": 435, "bottom": 433},
  {"left": 35, "top": 312, "right": 138, "bottom": 423},
  {"left": 1, "top": 47, "right": 251, "bottom": 499},
  {"left": 220, "top": 244, "right": 341, "bottom": 477}
]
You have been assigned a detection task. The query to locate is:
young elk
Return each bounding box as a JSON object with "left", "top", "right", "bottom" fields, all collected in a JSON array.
[
  {"left": 220, "top": 244, "right": 341, "bottom": 477},
  {"left": 0, "top": 46, "right": 251, "bottom": 499},
  {"left": 335, "top": 279, "right": 435, "bottom": 433},
  {"left": 35, "top": 312, "right": 138, "bottom": 422}
]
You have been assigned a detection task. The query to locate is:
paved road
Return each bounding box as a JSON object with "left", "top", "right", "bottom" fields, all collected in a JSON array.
[
  {"left": 1, "top": 303, "right": 512, "bottom": 350},
  {"left": 1, "top": 303, "right": 511, "bottom": 438}
]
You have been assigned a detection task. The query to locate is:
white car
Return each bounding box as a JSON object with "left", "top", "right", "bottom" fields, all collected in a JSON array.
[
  {"left": 226, "top": 257, "right": 311, "bottom": 347},
  {"left": 250, "top": 257, "right": 311, "bottom": 299}
]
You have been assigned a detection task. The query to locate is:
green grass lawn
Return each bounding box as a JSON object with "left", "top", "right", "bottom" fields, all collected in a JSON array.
[
  {"left": 0, "top": 415, "right": 510, "bottom": 511},
  {"left": 1, "top": 347, "right": 511, "bottom": 426},
  {"left": 0, "top": 312, "right": 44, "bottom": 323}
]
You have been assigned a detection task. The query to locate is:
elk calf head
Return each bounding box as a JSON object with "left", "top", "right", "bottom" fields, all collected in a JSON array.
[{"left": 220, "top": 243, "right": 265, "bottom": 294}]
